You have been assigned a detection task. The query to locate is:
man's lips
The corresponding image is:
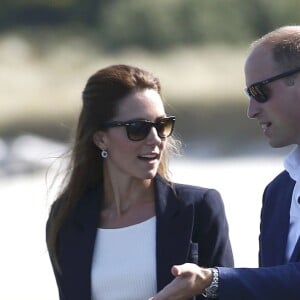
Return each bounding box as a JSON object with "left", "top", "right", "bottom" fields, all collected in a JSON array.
[{"left": 259, "top": 122, "right": 272, "bottom": 135}]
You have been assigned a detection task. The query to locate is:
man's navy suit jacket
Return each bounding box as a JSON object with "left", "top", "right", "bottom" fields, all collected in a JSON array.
[
  {"left": 47, "top": 175, "right": 234, "bottom": 300},
  {"left": 219, "top": 170, "right": 300, "bottom": 299}
]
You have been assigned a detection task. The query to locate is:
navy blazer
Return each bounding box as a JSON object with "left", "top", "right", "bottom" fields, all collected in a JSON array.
[
  {"left": 47, "top": 175, "right": 234, "bottom": 300},
  {"left": 219, "top": 171, "right": 300, "bottom": 300}
]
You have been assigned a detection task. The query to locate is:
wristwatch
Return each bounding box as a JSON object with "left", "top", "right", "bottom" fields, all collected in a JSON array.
[{"left": 202, "top": 268, "right": 219, "bottom": 298}]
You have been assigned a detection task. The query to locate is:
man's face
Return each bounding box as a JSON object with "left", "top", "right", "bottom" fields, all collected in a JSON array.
[{"left": 245, "top": 45, "right": 300, "bottom": 147}]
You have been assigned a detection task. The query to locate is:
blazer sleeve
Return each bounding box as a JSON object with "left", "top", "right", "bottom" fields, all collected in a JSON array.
[
  {"left": 218, "top": 263, "right": 300, "bottom": 300},
  {"left": 173, "top": 184, "right": 233, "bottom": 300},
  {"left": 192, "top": 188, "right": 234, "bottom": 268}
]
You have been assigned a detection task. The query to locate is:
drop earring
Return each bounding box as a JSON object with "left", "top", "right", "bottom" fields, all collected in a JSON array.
[{"left": 101, "top": 149, "right": 108, "bottom": 158}]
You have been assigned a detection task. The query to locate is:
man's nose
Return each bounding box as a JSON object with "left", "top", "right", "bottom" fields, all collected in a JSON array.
[{"left": 247, "top": 97, "right": 261, "bottom": 119}]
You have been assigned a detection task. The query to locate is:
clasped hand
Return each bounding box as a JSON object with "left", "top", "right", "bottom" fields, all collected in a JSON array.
[{"left": 148, "top": 263, "right": 212, "bottom": 300}]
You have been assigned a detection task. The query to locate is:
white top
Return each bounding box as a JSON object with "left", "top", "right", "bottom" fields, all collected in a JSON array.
[
  {"left": 91, "top": 216, "right": 157, "bottom": 300},
  {"left": 284, "top": 146, "right": 300, "bottom": 261}
]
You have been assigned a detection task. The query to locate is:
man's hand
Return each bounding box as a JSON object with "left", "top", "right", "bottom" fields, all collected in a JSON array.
[{"left": 149, "top": 263, "right": 213, "bottom": 300}]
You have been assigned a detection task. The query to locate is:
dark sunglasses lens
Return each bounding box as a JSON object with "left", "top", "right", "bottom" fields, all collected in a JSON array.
[
  {"left": 248, "top": 84, "right": 268, "bottom": 103},
  {"left": 126, "top": 118, "right": 175, "bottom": 141},
  {"left": 127, "top": 122, "right": 151, "bottom": 141},
  {"left": 156, "top": 118, "right": 174, "bottom": 138}
]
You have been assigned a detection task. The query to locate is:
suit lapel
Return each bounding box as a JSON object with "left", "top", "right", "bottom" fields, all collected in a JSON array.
[
  {"left": 290, "top": 236, "right": 300, "bottom": 262},
  {"left": 154, "top": 176, "right": 194, "bottom": 291},
  {"left": 261, "top": 174, "right": 295, "bottom": 266},
  {"left": 275, "top": 177, "right": 296, "bottom": 264},
  {"left": 272, "top": 195, "right": 292, "bottom": 265}
]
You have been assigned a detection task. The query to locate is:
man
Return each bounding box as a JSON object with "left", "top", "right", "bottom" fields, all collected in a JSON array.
[{"left": 150, "top": 25, "right": 300, "bottom": 299}]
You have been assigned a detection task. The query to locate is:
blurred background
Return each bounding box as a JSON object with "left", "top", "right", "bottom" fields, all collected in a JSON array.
[{"left": 0, "top": 1, "right": 298, "bottom": 299}]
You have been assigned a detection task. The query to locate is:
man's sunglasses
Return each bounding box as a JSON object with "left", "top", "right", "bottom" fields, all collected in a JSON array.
[
  {"left": 244, "top": 67, "right": 300, "bottom": 103},
  {"left": 101, "top": 116, "right": 175, "bottom": 141}
]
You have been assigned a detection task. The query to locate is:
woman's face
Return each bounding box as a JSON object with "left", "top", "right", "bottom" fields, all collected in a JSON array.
[{"left": 98, "top": 89, "right": 168, "bottom": 182}]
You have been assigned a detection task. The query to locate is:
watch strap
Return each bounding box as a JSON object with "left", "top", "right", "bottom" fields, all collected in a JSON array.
[{"left": 202, "top": 268, "right": 219, "bottom": 298}]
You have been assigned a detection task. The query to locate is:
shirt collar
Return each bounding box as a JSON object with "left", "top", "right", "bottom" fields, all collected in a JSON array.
[{"left": 284, "top": 145, "right": 300, "bottom": 181}]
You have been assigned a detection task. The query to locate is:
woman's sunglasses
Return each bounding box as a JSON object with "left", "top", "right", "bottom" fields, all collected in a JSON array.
[
  {"left": 101, "top": 116, "right": 175, "bottom": 141},
  {"left": 244, "top": 67, "right": 300, "bottom": 103}
]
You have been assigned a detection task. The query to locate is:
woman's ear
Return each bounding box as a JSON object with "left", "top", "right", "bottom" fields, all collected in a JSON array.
[{"left": 93, "top": 131, "right": 107, "bottom": 149}]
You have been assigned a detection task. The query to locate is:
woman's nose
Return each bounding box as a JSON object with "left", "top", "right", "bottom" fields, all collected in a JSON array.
[{"left": 146, "top": 127, "right": 162, "bottom": 144}]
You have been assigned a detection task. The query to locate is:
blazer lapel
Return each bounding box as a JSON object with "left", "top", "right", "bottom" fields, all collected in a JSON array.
[
  {"left": 60, "top": 179, "right": 195, "bottom": 296},
  {"left": 59, "top": 187, "right": 101, "bottom": 300},
  {"left": 154, "top": 176, "right": 194, "bottom": 291}
]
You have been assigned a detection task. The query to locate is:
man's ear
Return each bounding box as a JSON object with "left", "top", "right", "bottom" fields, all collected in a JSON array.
[{"left": 93, "top": 131, "right": 107, "bottom": 149}]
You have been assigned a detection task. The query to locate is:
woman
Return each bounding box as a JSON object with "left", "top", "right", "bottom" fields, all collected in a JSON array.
[{"left": 46, "top": 64, "right": 234, "bottom": 300}]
